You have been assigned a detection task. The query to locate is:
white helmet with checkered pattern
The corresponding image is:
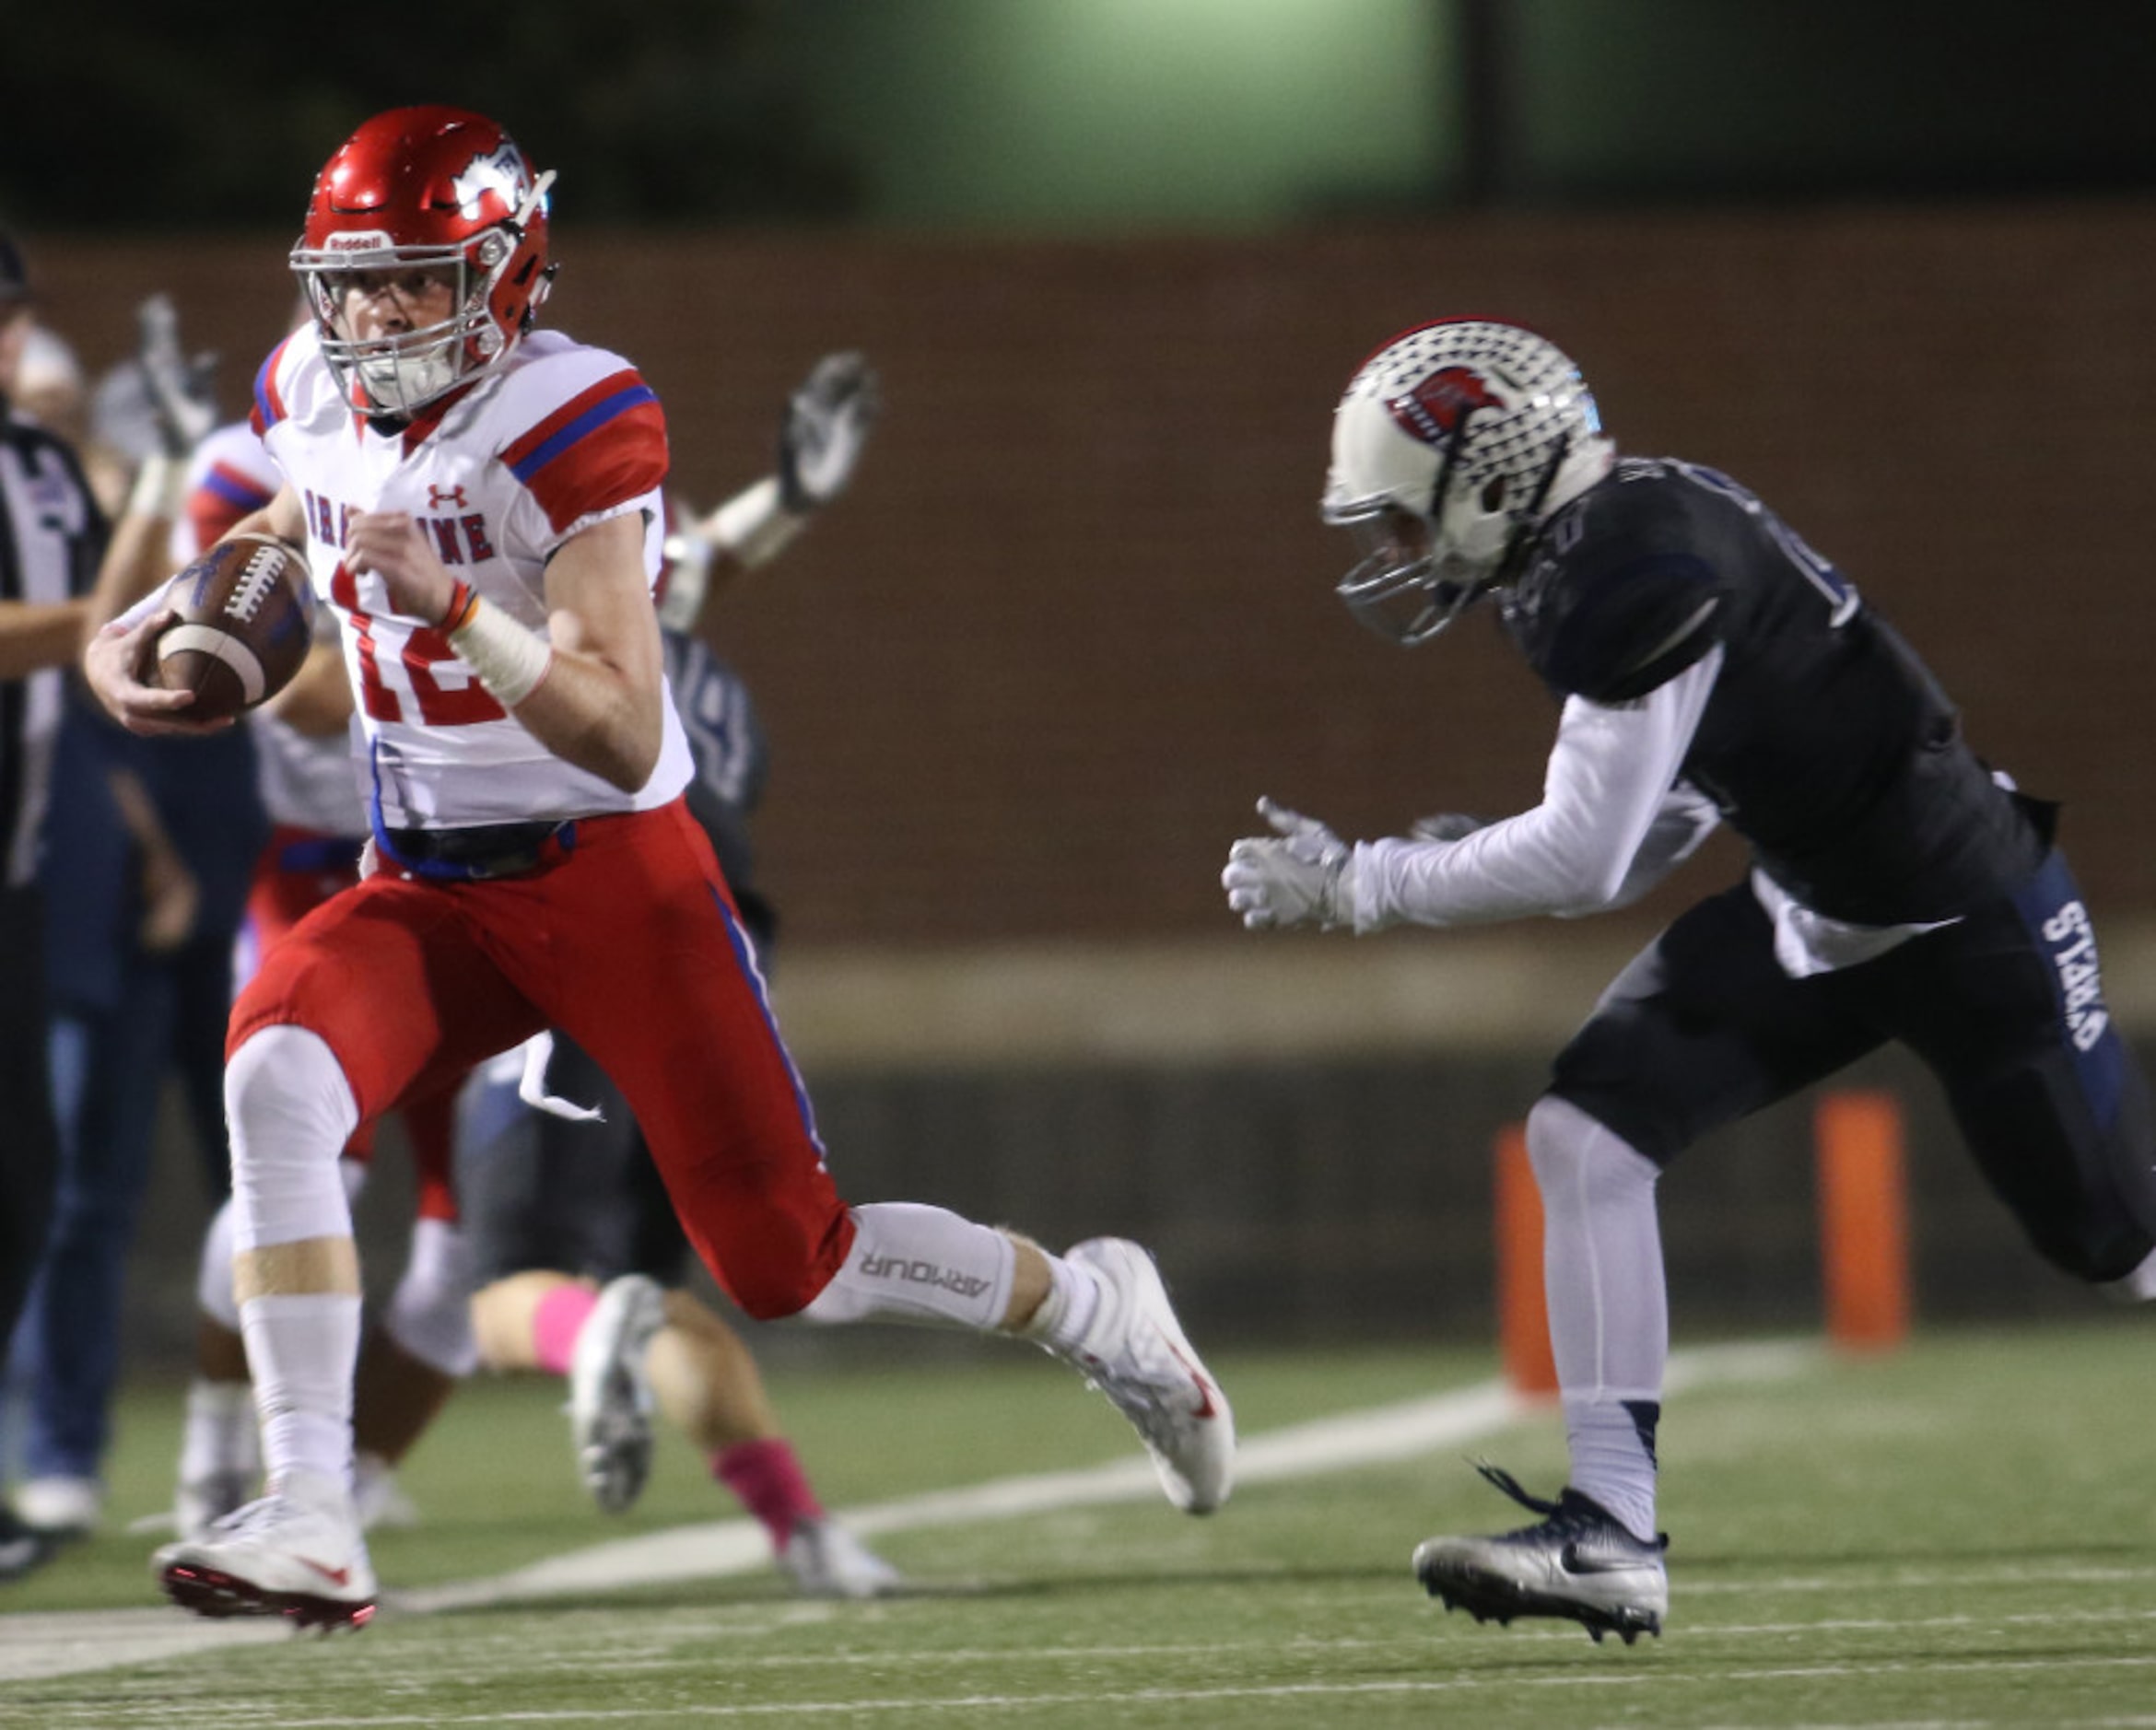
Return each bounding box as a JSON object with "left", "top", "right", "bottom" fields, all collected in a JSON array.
[{"left": 1322, "top": 319, "right": 1613, "bottom": 645}]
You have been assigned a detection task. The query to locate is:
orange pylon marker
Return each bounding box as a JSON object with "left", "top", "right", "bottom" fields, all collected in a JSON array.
[
  {"left": 1494, "top": 1122, "right": 1560, "bottom": 1397},
  {"left": 1815, "top": 1090, "right": 1911, "bottom": 1352}
]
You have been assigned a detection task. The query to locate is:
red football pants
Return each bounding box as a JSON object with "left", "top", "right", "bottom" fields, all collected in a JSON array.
[{"left": 228, "top": 800, "right": 854, "bottom": 1317}]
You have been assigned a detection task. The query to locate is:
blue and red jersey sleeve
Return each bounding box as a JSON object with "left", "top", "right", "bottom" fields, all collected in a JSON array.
[{"left": 499, "top": 368, "right": 670, "bottom": 535}]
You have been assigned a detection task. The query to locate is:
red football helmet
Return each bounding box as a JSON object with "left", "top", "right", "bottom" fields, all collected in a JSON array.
[{"left": 289, "top": 106, "right": 557, "bottom": 417}]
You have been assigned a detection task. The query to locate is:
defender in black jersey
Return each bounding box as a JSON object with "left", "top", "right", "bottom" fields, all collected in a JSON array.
[{"left": 1223, "top": 318, "right": 2156, "bottom": 1643}]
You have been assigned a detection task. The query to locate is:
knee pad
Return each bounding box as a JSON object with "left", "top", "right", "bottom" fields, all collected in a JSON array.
[
  {"left": 225, "top": 1026, "right": 361, "bottom": 1253},
  {"left": 382, "top": 1217, "right": 480, "bottom": 1378}
]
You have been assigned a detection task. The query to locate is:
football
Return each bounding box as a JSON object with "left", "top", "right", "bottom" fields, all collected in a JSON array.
[{"left": 151, "top": 533, "right": 316, "bottom": 722}]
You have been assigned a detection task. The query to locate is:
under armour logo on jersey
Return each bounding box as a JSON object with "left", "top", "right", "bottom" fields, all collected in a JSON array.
[
  {"left": 1388, "top": 367, "right": 1505, "bottom": 447},
  {"left": 428, "top": 484, "right": 469, "bottom": 510}
]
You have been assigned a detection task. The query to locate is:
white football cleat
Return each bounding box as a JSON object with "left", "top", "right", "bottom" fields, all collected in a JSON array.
[
  {"left": 13, "top": 1475, "right": 102, "bottom": 1539},
  {"left": 779, "top": 1517, "right": 903, "bottom": 1599},
  {"left": 154, "top": 1470, "right": 378, "bottom": 1631},
  {"left": 1056, "top": 1238, "right": 1234, "bottom": 1514},
  {"left": 568, "top": 1274, "right": 668, "bottom": 1514}
]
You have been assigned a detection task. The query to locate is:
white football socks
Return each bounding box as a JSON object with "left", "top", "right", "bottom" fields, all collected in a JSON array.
[
  {"left": 1527, "top": 1094, "right": 1668, "bottom": 1544},
  {"left": 1018, "top": 1253, "right": 1102, "bottom": 1353},
  {"left": 240, "top": 1292, "right": 363, "bottom": 1496},
  {"left": 382, "top": 1216, "right": 479, "bottom": 1378},
  {"left": 223, "top": 1025, "right": 368, "bottom": 1502},
  {"left": 177, "top": 1378, "right": 258, "bottom": 1488}
]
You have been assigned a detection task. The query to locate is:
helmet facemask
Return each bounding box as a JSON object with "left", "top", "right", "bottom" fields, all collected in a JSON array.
[
  {"left": 290, "top": 109, "right": 556, "bottom": 419},
  {"left": 1322, "top": 320, "right": 1611, "bottom": 647},
  {"left": 1331, "top": 494, "right": 1506, "bottom": 646}
]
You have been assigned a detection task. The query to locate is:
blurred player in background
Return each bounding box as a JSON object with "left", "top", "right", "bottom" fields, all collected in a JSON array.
[
  {"left": 1224, "top": 317, "right": 2156, "bottom": 1644},
  {"left": 0, "top": 230, "right": 103, "bottom": 1581},
  {"left": 9, "top": 323, "right": 93, "bottom": 475}
]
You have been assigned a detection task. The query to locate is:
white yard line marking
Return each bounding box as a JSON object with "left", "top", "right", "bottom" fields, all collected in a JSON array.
[
  {"left": 0, "top": 1340, "right": 1810, "bottom": 1684},
  {"left": 0, "top": 1607, "right": 290, "bottom": 1682}
]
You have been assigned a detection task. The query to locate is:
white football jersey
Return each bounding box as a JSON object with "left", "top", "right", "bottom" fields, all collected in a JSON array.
[{"left": 254, "top": 325, "right": 692, "bottom": 830}]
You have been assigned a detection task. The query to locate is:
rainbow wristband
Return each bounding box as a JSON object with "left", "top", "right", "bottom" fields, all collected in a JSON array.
[{"left": 437, "top": 579, "right": 480, "bottom": 635}]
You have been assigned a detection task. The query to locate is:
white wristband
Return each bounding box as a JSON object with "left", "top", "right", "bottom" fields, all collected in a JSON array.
[
  {"left": 127, "top": 454, "right": 189, "bottom": 521},
  {"left": 705, "top": 475, "right": 805, "bottom": 572},
  {"left": 448, "top": 594, "right": 554, "bottom": 707}
]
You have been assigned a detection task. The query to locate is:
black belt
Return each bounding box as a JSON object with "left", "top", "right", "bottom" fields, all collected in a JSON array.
[{"left": 380, "top": 819, "right": 577, "bottom": 882}]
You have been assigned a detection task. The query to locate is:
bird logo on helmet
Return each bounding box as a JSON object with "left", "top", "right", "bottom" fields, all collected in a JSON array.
[
  {"left": 1323, "top": 319, "right": 1614, "bottom": 645},
  {"left": 1388, "top": 366, "right": 1506, "bottom": 446},
  {"left": 289, "top": 106, "right": 558, "bottom": 419}
]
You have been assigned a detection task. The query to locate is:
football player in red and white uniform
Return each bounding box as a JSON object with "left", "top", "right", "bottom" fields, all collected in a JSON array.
[
  {"left": 86, "top": 106, "right": 1232, "bottom": 1631},
  {"left": 169, "top": 357, "right": 908, "bottom": 1600}
]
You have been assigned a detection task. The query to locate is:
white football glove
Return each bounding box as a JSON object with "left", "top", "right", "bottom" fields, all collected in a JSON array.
[
  {"left": 1222, "top": 797, "right": 1357, "bottom": 931},
  {"left": 133, "top": 293, "right": 218, "bottom": 459},
  {"left": 777, "top": 350, "right": 881, "bottom": 513}
]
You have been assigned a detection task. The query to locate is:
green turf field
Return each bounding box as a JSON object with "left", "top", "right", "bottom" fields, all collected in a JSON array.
[{"left": 1, "top": 1319, "right": 2150, "bottom": 1726}]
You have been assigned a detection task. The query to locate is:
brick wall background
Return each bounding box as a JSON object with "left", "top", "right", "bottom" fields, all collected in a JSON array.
[{"left": 33, "top": 199, "right": 2156, "bottom": 950}]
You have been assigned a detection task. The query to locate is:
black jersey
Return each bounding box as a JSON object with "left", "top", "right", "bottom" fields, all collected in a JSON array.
[{"left": 1500, "top": 458, "right": 2043, "bottom": 924}]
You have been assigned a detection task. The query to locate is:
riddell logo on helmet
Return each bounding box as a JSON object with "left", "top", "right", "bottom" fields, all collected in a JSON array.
[
  {"left": 1388, "top": 367, "right": 1504, "bottom": 447},
  {"left": 326, "top": 231, "right": 395, "bottom": 254}
]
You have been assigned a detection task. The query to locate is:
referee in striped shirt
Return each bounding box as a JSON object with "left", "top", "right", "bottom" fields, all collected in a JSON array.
[{"left": 0, "top": 230, "right": 101, "bottom": 1581}]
